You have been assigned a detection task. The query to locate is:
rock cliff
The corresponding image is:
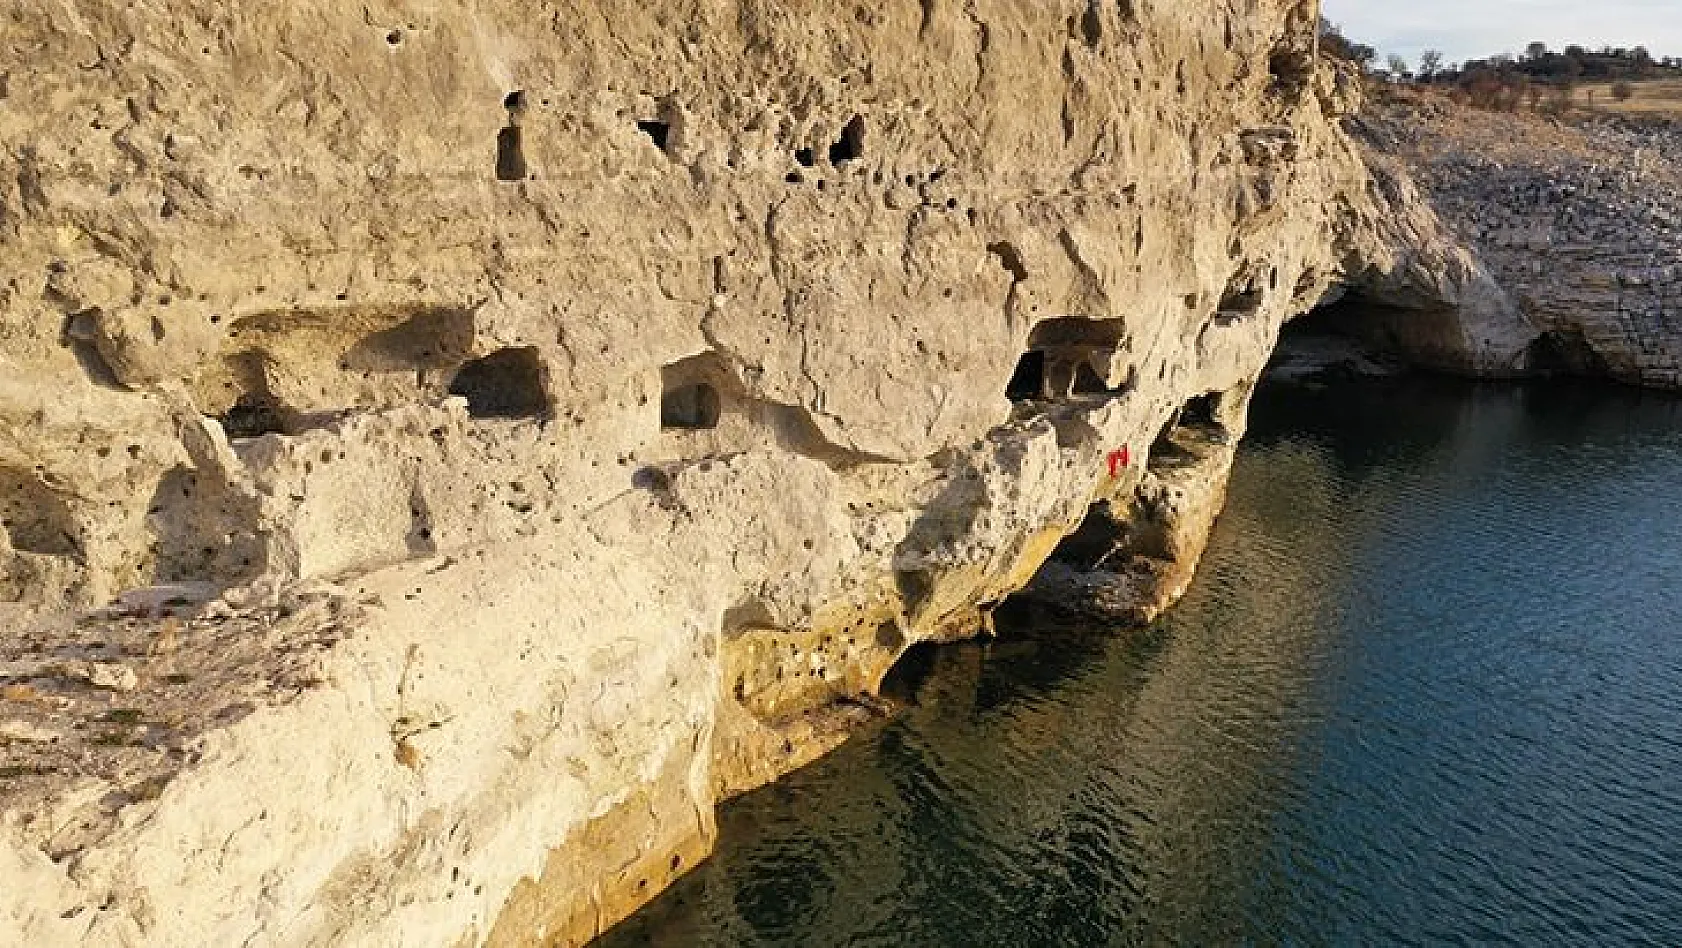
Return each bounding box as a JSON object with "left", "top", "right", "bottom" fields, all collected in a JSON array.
[
  {"left": 1351, "top": 98, "right": 1682, "bottom": 386},
  {"left": 0, "top": 2, "right": 1543, "bottom": 945}
]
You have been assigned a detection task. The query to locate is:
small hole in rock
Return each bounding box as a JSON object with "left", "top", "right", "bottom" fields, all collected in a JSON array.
[
  {"left": 0, "top": 467, "right": 80, "bottom": 557},
  {"left": 448, "top": 348, "right": 548, "bottom": 419},
  {"left": 1182, "top": 392, "right": 1220, "bottom": 428},
  {"left": 660, "top": 382, "right": 721, "bottom": 430},
  {"left": 1080, "top": 2, "right": 1102, "bottom": 46},
  {"left": 218, "top": 392, "right": 288, "bottom": 439},
  {"left": 828, "top": 115, "right": 865, "bottom": 164},
  {"left": 637, "top": 120, "right": 671, "bottom": 152},
  {"left": 495, "top": 126, "right": 527, "bottom": 181}
]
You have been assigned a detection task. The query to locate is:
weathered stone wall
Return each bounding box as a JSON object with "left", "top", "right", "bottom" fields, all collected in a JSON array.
[
  {"left": 0, "top": 2, "right": 1528, "bottom": 945},
  {"left": 1352, "top": 97, "right": 1682, "bottom": 385}
]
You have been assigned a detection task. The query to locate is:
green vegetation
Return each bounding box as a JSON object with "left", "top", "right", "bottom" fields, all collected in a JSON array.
[{"left": 1318, "top": 24, "right": 1682, "bottom": 116}]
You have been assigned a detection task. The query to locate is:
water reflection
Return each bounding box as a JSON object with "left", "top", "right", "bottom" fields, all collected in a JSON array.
[{"left": 602, "top": 378, "right": 1682, "bottom": 947}]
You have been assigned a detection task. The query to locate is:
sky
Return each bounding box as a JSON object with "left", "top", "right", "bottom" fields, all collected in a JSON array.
[{"left": 1321, "top": 0, "right": 1682, "bottom": 70}]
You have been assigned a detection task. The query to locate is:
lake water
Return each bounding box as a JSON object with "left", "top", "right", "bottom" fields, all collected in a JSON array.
[{"left": 601, "top": 378, "right": 1682, "bottom": 947}]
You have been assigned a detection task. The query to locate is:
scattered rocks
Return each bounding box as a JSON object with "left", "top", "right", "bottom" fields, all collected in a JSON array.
[
  {"left": 1357, "top": 100, "right": 1682, "bottom": 386},
  {"left": 0, "top": 720, "right": 63, "bottom": 744},
  {"left": 69, "top": 662, "right": 138, "bottom": 693}
]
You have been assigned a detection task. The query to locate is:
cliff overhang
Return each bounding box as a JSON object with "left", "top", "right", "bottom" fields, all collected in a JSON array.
[{"left": 1, "top": 2, "right": 1646, "bottom": 945}]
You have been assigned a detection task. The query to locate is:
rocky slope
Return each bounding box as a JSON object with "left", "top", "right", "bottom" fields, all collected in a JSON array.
[
  {"left": 0, "top": 2, "right": 1537, "bottom": 945},
  {"left": 1351, "top": 96, "right": 1682, "bottom": 384}
]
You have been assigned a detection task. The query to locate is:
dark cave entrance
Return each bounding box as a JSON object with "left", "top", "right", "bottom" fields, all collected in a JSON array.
[
  {"left": 660, "top": 382, "right": 722, "bottom": 430},
  {"left": 1072, "top": 362, "right": 1110, "bottom": 395},
  {"left": 1007, "top": 317, "right": 1132, "bottom": 403},
  {"left": 1139, "top": 390, "right": 1232, "bottom": 472},
  {"left": 1268, "top": 288, "right": 1422, "bottom": 382},
  {"left": 1179, "top": 391, "right": 1221, "bottom": 429},
  {"left": 1285, "top": 289, "right": 1383, "bottom": 339},
  {"left": 496, "top": 90, "right": 528, "bottom": 181},
  {"left": 219, "top": 392, "right": 289, "bottom": 439},
  {"left": 495, "top": 127, "right": 527, "bottom": 181},
  {"left": 828, "top": 115, "right": 866, "bottom": 165},
  {"left": 213, "top": 350, "right": 292, "bottom": 439},
  {"left": 1524, "top": 329, "right": 1610, "bottom": 378},
  {"left": 449, "top": 347, "right": 549, "bottom": 418},
  {"left": 659, "top": 354, "right": 728, "bottom": 430},
  {"left": 1005, "top": 351, "right": 1047, "bottom": 401}
]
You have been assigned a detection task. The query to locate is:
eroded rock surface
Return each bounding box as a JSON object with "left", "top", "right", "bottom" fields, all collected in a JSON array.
[
  {"left": 1352, "top": 97, "right": 1682, "bottom": 384},
  {"left": 0, "top": 2, "right": 1536, "bottom": 945}
]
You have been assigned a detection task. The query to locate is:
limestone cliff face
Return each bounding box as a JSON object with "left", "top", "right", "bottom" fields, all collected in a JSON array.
[
  {"left": 1351, "top": 99, "right": 1682, "bottom": 387},
  {"left": 0, "top": 2, "right": 1460, "bottom": 944}
]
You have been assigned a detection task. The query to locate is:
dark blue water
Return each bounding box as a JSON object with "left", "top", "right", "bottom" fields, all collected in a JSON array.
[{"left": 602, "top": 379, "right": 1682, "bottom": 947}]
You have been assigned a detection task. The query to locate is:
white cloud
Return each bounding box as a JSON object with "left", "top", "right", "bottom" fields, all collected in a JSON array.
[{"left": 1321, "top": 0, "right": 1682, "bottom": 68}]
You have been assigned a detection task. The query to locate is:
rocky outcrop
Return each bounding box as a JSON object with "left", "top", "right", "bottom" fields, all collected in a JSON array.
[
  {"left": 0, "top": 2, "right": 1532, "bottom": 945},
  {"left": 1349, "top": 96, "right": 1682, "bottom": 386}
]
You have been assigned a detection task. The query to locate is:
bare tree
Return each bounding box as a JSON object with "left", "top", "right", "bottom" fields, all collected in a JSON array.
[
  {"left": 1387, "top": 54, "right": 1410, "bottom": 80},
  {"left": 1419, "top": 49, "right": 1443, "bottom": 79}
]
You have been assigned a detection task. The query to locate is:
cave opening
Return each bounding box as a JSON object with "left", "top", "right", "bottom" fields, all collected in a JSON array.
[
  {"left": 1006, "top": 351, "right": 1047, "bottom": 401},
  {"left": 828, "top": 115, "right": 866, "bottom": 164},
  {"left": 1047, "top": 499, "right": 1135, "bottom": 570},
  {"left": 1008, "top": 317, "right": 1131, "bottom": 403},
  {"left": 1287, "top": 289, "right": 1373, "bottom": 338},
  {"left": 1267, "top": 46, "right": 1314, "bottom": 100},
  {"left": 1152, "top": 390, "right": 1228, "bottom": 461},
  {"left": 659, "top": 353, "right": 732, "bottom": 431},
  {"left": 496, "top": 90, "right": 529, "bottom": 181},
  {"left": 877, "top": 640, "right": 940, "bottom": 703},
  {"left": 0, "top": 467, "right": 80, "bottom": 558},
  {"left": 1525, "top": 329, "right": 1610, "bottom": 378},
  {"left": 448, "top": 347, "right": 549, "bottom": 419},
  {"left": 1217, "top": 281, "right": 1265, "bottom": 320},
  {"left": 1270, "top": 288, "right": 1439, "bottom": 382},
  {"left": 495, "top": 126, "right": 527, "bottom": 181},
  {"left": 1180, "top": 392, "right": 1221, "bottom": 429},
  {"left": 660, "top": 382, "right": 722, "bottom": 430},
  {"left": 219, "top": 392, "right": 289, "bottom": 439}
]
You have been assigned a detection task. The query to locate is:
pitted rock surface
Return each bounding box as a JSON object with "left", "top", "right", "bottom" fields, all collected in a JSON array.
[{"left": 0, "top": 3, "right": 1579, "bottom": 946}]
